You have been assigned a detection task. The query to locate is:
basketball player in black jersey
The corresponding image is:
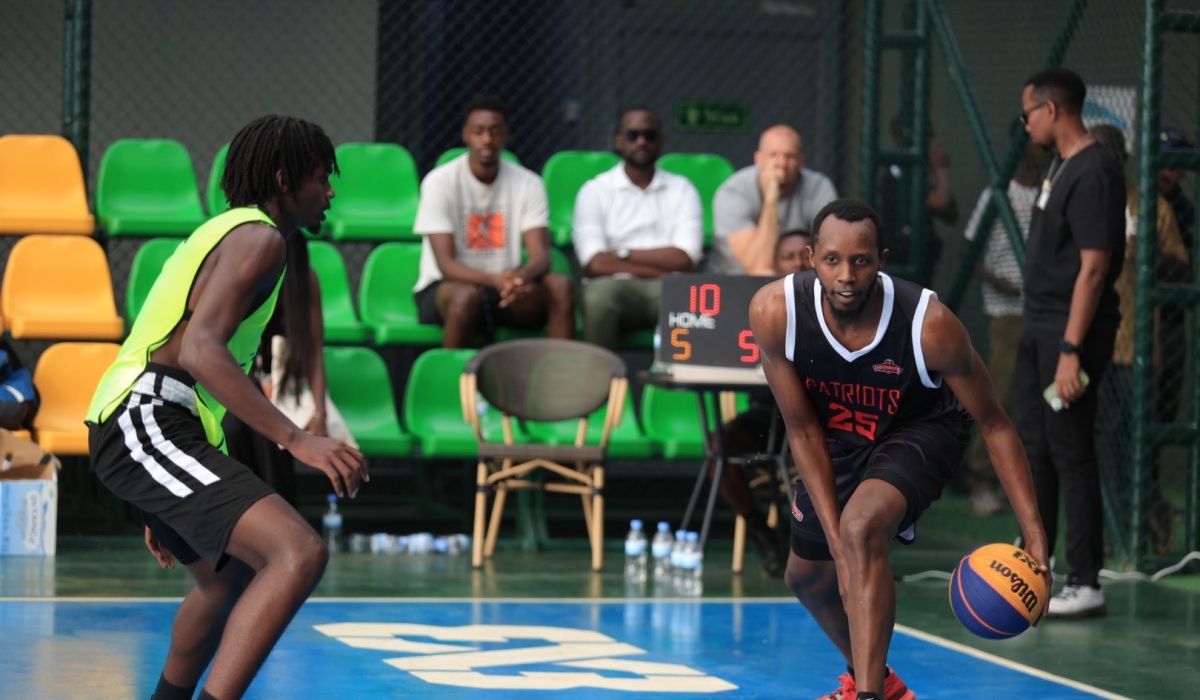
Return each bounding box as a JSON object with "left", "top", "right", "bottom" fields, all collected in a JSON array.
[{"left": 750, "top": 199, "right": 1049, "bottom": 700}]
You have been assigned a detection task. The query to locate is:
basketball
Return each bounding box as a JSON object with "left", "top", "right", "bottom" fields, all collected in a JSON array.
[{"left": 949, "top": 543, "right": 1048, "bottom": 639}]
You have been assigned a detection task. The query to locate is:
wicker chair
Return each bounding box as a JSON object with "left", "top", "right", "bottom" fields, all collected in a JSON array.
[{"left": 461, "top": 339, "right": 628, "bottom": 571}]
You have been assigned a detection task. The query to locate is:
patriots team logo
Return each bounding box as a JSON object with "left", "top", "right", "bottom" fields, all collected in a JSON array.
[{"left": 872, "top": 359, "right": 904, "bottom": 376}]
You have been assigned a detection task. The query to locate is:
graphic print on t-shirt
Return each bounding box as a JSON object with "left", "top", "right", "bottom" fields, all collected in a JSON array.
[{"left": 467, "top": 212, "right": 506, "bottom": 250}]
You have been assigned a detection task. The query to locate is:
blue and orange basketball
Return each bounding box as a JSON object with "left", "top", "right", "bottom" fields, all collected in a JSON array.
[{"left": 949, "top": 543, "right": 1048, "bottom": 639}]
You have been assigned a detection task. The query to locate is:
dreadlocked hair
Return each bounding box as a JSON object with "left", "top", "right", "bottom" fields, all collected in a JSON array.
[
  {"left": 221, "top": 115, "right": 338, "bottom": 208},
  {"left": 275, "top": 233, "right": 314, "bottom": 397}
]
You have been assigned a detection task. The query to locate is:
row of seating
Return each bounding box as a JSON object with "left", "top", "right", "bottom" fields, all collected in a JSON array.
[
  {"left": 0, "top": 135, "right": 735, "bottom": 247},
  {"left": 18, "top": 341, "right": 734, "bottom": 461},
  {"left": 0, "top": 232, "right": 605, "bottom": 348}
]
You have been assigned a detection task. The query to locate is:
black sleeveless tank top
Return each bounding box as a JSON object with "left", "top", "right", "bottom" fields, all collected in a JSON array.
[{"left": 785, "top": 269, "right": 970, "bottom": 453}]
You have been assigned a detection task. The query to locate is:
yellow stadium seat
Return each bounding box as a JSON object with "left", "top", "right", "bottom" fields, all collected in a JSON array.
[
  {"left": 0, "top": 135, "right": 94, "bottom": 236},
  {"left": 1, "top": 235, "right": 125, "bottom": 340},
  {"left": 31, "top": 342, "right": 121, "bottom": 455}
]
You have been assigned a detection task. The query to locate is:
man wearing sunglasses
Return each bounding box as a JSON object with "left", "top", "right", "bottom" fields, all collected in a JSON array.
[
  {"left": 1014, "top": 66, "right": 1125, "bottom": 620},
  {"left": 572, "top": 107, "right": 704, "bottom": 350},
  {"left": 708, "top": 125, "right": 837, "bottom": 276}
]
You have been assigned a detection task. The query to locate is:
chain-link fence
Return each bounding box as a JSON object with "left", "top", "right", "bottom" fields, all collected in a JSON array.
[{"left": 2, "top": 0, "right": 1197, "bottom": 568}]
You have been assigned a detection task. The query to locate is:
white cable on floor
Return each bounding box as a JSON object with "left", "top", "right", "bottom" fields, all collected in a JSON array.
[{"left": 900, "top": 550, "right": 1200, "bottom": 585}]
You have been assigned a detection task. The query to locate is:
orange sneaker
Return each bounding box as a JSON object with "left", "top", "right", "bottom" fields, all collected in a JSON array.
[
  {"left": 882, "top": 668, "right": 916, "bottom": 700},
  {"left": 814, "top": 672, "right": 856, "bottom": 700},
  {"left": 814, "top": 668, "right": 915, "bottom": 700}
]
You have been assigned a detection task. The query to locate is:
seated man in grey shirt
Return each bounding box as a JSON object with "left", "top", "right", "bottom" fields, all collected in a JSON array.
[{"left": 708, "top": 125, "right": 838, "bottom": 275}]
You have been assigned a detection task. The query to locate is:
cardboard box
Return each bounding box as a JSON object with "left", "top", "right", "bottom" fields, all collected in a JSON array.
[{"left": 0, "top": 430, "right": 61, "bottom": 556}]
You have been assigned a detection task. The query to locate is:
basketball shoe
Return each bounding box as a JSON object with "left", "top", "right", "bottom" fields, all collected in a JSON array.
[
  {"left": 1046, "top": 584, "right": 1106, "bottom": 618},
  {"left": 814, "top": 667, "right": 915, "bottom": 700}
]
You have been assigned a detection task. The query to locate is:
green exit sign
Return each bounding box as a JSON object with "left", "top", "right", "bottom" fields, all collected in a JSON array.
[{"left": 675, "top": 100, "right": 750, "bottom": 133}]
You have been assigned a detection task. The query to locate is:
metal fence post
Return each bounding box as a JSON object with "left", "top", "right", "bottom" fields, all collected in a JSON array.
[{"left": 62, "top": 0, "right": 92, "bottom": 182}]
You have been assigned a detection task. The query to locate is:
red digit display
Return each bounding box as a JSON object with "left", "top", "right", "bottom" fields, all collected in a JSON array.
[
  {"left": 738, "top": 330, "right": 759, "bottom": 364},
  {"left": 698, "top": 283, "right": 721, "bottom": 315}
]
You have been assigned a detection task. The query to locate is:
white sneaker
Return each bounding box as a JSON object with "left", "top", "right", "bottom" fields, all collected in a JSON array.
[{"left": 1046, "top": 584, "right": 1107, "bottom": 619}]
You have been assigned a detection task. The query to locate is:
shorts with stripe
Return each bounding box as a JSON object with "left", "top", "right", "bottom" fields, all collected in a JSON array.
[
  {"left": 88, "top": 363, "right": 274, "bottom": 571},
  {"left": 789, "top": 416, "right": 971, "bottom": 561}
]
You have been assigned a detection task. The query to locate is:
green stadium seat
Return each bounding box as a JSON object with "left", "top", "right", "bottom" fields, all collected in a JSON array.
[
  {"left": 324, "top": 346, "right": 413, "bottom": 457},
  {"left": 358, "top": 242, "right": 444, "bottom": 346},
  {"left": 619, "top": 328, "right": 656, "bottom": 350},
  {"left": 205, "top": 142, "right": 230, "bottom": 216},
  {"left": 524, "top": 391, "right": 658, "bottom": 459},
  {"left": 96, "top": 139, "right": 206, "bottom": 237},
  {"left": 126, "top": 239, "right": 182, "bottom": 324},
  {"left": 403, "top": 349, "right": 525, "bottom": 458},
  {"left": 308, "top": 241, "right": 370, "bottom": 344},
  {"left": 657, "top": 153, "right": 736, "bottom": 247},
  {"left": 640, "top": 384, "right": 707, "bottom": 460},
  {"left": 434, "top": 148, "right": 521, "bottom": 168},
  {"left": 324, "top": 143, "right": 420, "bottom": 242},
  {"left": 541, "top": 151, "right": 620, "bottom": 247}
]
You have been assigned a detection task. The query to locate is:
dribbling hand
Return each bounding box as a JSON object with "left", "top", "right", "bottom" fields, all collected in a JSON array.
[
  {"left": 291, "top": 433, "right": 367, "bottom": 499},
  {"left": 144, "top": 526, "right": 175, "bottom": 570}
]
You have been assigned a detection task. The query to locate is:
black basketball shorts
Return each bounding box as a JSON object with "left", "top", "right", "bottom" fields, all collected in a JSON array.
[
  {"left": 789, "top": 417, "right": 971, "bottom": 561},
  {"left": 88, "top": 363, "right": 274, "bottom": 571}
]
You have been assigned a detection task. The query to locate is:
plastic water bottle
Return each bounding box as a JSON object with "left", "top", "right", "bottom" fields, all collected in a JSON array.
[
  {"left": 434, "top": 534, "right": 470, "bottom": 555},
  {"left": 408, "top": 532, "right": 435, "bottom": 554},
  {"left": 322, "top": 494, "right": 343, "bottom": 554},
  {"left": 370, "top": 533, "right": 409, "bottom": 554},
  {"left": 684, "top": 531, "right": 704, "bottom": 596},
  {"left": 651, "top": 522, "right": 674, "bottom": 582},
  {"left": 670, "top": 530, "right": 688, "bottom": 592},
  {"left": 624, "top": 519, "right": 648, "bottom": 584}
]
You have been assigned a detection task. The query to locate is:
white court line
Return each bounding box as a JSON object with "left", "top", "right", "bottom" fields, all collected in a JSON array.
[
  {"left": 894, "top": 623, "right": 1132, "bottom": 700},
  {"left": 0, "top": 596, "right": 1133, "bottom": 698}
]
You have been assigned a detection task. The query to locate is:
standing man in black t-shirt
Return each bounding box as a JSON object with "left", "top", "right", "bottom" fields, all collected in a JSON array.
[
  {"left": 1015, "top": 67, "right": 1126, "bottom": 619},
  {"left": 752, "top": 199, "right": 1049, "bottom": 700}
]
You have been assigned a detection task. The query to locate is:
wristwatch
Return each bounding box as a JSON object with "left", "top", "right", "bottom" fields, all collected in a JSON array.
[
  {"left": 617, "top": 247, "right": 631, "bottom": 260},
  {"left": 1058, "top": 339, "right": 1080, "bottom": 354}
]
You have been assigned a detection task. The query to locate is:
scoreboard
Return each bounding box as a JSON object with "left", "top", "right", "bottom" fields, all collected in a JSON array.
[{"left": 654, "top": 274, "right": 776, "bottom": 379}]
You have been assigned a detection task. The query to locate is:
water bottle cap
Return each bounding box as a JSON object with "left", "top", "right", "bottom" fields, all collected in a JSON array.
[
  {"left": 686, "top": 532, "right": 700, "bottom": 542},
  {"left": 630, "top": 519, "right": 643, "bottom": 530},
  {"left": 657, "top": 521, "right": 670, "bottom": 531},
  {"left": 675, "top": 530, "right": 687, "bottom": 539},
  {"left": 326, "top": 493, "right": 337, "bottom": 503}
]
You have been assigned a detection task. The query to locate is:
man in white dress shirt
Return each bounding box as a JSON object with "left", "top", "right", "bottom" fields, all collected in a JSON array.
[{"left": 572, "top": 107, "right": 704, "bottom": 350}]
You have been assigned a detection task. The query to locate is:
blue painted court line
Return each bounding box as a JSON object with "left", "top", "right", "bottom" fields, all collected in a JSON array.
[{"left": 0, "top": 598, "right": 1128, "bottom": 700}]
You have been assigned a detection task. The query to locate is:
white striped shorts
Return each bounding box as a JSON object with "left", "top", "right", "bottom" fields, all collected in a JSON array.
[{"left": 88, "top": 363, "right": 273, "bottom": 571}]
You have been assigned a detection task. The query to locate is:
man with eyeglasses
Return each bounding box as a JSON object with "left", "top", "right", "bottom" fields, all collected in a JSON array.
[
  {"left": 1013, "top": 66, "right": 1125, "bottom": 620},
  {"left": 572, "top": 107, "right": 704, "bottom": 350},
  {"left": 708, "top": 125, "right": 837, "bottom": 276}
]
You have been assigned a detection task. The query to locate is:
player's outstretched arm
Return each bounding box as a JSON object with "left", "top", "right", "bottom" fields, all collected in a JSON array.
[
  {"left": 180, "top": 225, "right": 366, "bottom": 498},
  {"left": 749, "top": 280, "right": 842, "bottom": 551},
  {"left": 920, "top": 298, "right": 1049, "bottom": 576}
]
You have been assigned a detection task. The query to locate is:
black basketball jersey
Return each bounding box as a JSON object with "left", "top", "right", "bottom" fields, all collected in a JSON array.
[{"left": 785, "top": 269, "right": 970, "bottom": 453}]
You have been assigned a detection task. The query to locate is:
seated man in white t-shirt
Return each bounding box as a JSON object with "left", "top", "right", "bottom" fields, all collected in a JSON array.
[
  {"left": 572, "top": 108, "right": 703, "bottom": 350},
  {"left": 413, "top": 96, "right": 575, "bottom": 348}
]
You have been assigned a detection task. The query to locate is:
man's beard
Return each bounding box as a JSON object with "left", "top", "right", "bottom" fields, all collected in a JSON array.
[{"left": 825, "top": 273, "right": 879, "bottom": 323}]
